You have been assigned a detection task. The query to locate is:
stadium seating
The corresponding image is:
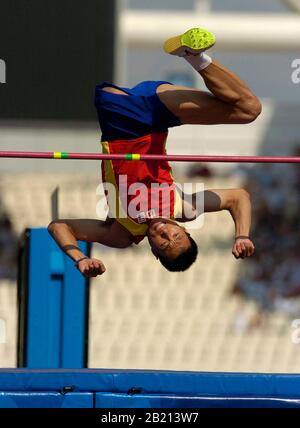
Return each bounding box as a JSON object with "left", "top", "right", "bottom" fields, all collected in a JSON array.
[{"left": 0, "top": 172, "right": 298, "bottom": 372}]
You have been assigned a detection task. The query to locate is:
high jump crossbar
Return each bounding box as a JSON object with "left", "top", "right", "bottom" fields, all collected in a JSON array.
[{"left": 1, "top": 151, "right": 300, "bottom": 163}]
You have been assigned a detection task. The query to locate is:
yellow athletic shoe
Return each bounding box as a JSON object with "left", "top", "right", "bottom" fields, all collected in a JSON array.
[{"left": 163, "top": 27, "right": 215, "bottom": 57}]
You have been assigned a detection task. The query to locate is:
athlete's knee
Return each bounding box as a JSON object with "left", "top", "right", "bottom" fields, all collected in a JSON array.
[{"left": 239, "top": 95, "right": 262, "bottom": 123}]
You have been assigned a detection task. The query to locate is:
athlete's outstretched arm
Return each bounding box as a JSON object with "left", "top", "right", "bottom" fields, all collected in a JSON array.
[
  {"left": 48, "top": 219, "right": 133, "bottom": 277},
  {"left": 182, "top": 188, "right": 255, "bottom": 259}
]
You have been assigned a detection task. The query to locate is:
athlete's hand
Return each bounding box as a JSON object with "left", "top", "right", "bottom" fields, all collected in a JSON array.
[
  {"left": 232, "top": 237, "right": 255, "bottom": 259},
  {"left": 77, "top": 258, "right": 106, "bottom": 277}
]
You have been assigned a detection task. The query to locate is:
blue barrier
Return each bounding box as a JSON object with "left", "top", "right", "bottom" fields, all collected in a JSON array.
[
  {"left": 0, "top": 369, "right": 300, "bottom": 408},
  {"left": 17, "top": 228, "right": 90, "bottom": 368}
]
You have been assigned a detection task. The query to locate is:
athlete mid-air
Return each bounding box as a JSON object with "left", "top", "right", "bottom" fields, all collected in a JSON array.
[{"left": 48, "top": 28, "right": 260, "bottom": 277}]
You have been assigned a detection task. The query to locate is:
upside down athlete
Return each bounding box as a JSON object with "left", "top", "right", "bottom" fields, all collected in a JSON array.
[{"left": 48, "top": 28, "right": 261, "bottom": 277}]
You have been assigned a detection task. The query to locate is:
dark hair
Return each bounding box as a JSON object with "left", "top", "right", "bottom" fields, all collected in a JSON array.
[{"left": 158, "top": 235, "right": 198, "bottom": 272}]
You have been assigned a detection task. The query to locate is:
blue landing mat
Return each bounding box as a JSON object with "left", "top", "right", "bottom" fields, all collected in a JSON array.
[{"left": 0, "top": 369, "right": 300, "bottom": 408}]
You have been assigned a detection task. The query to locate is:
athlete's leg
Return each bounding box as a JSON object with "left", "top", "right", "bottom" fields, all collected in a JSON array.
[
  {"left": 101, "top": 86, "right": 129, "bottom": 96},
  {"left": 157, "top": 29, "right": 261, "bottom": 125}
]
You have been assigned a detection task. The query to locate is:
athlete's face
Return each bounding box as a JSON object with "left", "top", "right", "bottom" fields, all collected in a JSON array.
[{"left": 147, "top": 218, "right": 191, "bottom": 260}]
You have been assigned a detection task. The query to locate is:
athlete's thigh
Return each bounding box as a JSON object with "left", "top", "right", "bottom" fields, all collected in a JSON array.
[
  {"left": 157, "top": 83, "right": 241, "bottom": 125},
  {"left": 102, "top": 86, "right": 129, "bottom": 96}
]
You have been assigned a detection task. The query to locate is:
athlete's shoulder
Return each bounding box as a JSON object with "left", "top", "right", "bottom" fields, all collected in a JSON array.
[{"left": 106, "top": 220, "right": 134, "bottom": 248}]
